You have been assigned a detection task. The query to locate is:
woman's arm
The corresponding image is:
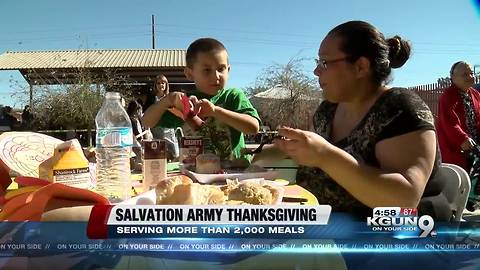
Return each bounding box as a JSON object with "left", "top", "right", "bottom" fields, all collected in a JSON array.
[
  {"left": 274, "top": 128, "right": 436, "bottom": 208},
  {"left": 193, "top": 98, "right": 260, "bottom": 135}
]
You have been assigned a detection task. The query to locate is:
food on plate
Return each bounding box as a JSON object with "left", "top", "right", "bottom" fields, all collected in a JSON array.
[
  {"left": 195, "top": 153, "right": 221, "bottom": 174},
  {"left": 155, "top": 175, "right": 193, "bottom": 204},
  {"left": 222, "top": 179, "right": 281, "bottom": 205},
  {"left": 155, "top": 175, "right": 224, "bottom": 204},
  {"left": 170, "top": 183, "right": 226, "bottom": 204},
  {"left": 155, "top": 176, "right": 282, "bottom": 205}
]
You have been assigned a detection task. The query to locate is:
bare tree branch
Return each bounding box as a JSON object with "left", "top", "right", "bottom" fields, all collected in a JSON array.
[{"left": 248, "top": 57, "right": 322, "bottom": 131}]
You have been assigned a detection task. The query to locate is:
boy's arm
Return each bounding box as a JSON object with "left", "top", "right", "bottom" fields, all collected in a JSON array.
[
  {"left": 194, "top": 89, "right": 260, "bottom": 135},
  {"left": 142, "top": 92, "right": 185, "bottom": 129},
  {"left": 213, "top": 106, "right": 260, "bottom": 135},
  {"left": 142, "top": 99, "right": 170, "bottom": 129}
]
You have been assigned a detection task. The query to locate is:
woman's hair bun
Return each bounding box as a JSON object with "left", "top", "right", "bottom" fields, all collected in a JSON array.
[{"left": 387, "top": 35, "right": 411, "bottom": 69}]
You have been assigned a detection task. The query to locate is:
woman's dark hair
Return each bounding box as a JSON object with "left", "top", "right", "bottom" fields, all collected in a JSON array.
[
  {"left": 126, "top": 100, "right": 141, "bottom": 117},
  {"left": 328, "top": 20, "right": 411, "bottom": 85},
  {"left": 450, "top": 61, "right": 469, "bottom": 77}
]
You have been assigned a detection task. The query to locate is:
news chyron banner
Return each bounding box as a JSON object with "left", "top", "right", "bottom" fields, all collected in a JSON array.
[
  {"left": 87, "top": 205, "right": 332, "bottom": 239},
  {"left": 2, "top": 206, "right": 480, "bottom": 269}
]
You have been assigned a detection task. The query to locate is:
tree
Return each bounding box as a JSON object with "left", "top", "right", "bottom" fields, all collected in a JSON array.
[
  {"left": 248, "top": 57, "right": 322, "bottom": 131},
  {"left": 10, "top": 68, "right": 135, "bottom": 146},
  {"left": 437, "top": 77, "right": 450, "bottom": 88}
]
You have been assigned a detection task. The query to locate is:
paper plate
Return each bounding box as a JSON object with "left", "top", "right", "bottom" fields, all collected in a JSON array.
[
  {"left": 122, "top": 183, "right": 286, "bottom": 206},
  {"left": 0, "top": 132, "right": 63, "bottom": 177},
  {"left": 181, "top": 169, "right": 280, "bottom": 184}
]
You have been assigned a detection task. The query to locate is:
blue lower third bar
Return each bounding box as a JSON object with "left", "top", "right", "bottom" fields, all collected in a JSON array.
[{"left": 109, "top": 225, "right": 314, "bottom": 238}]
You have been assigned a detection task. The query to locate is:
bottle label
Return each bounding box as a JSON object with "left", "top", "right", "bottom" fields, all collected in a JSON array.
[
  {"left": 96, "top": 127, "right": 133, "bottom": 147},
  {"left": 53, "top": 167, "right": 91, "bottom": 188}
]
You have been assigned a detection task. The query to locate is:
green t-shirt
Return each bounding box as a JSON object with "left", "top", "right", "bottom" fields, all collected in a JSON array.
[{"left": 157, "top": 87, "right": 260, "bottom": 160}]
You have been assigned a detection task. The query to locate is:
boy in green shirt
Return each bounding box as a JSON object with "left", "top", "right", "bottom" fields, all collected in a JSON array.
[{"left": 143, "top": 38, "right": 260, "bottom": 161}]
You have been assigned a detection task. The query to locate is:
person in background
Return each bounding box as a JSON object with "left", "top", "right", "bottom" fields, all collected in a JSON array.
[
  {"left": 1, "top": 106, "right": 19, "bottom": 131},
  {"left": 437, "top": 61, "right": 480, "bottom": 170},
  {"left": 21, "top": 105, "right": 33, "bottom": 130},
  {"left": 256, "top": 21, "right": 447, "bottom": 220},
  {"left": 0, "top": 106, "right": 11, "bottom": 132},
  {"left": 126, "top": 100, "right": 145, "bottom": 140},
  {"left": 143, "top": 38, "right": 260, "bottom": 162},
  {"left": 437, "top": 61, "right": 480, "bottom": 210},
  {"left": 126, "top": 100, "right": 145, "bottom": 171},
  {"left": 149, "top": 74, "right": 180, "bottom": 161},
  {"left": 154, "top": 74, "right": 169, "bottom": 101},
  {"left": 136, "top": 88, "right": 156, "bottom": 114}
]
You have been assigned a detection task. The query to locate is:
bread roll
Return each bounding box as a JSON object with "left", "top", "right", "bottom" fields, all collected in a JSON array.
[
  {"left": 155, "top": 175, "right": 193, "bottom": 204},
  {"left": 155, "top": 176, "right": 282, "bottom": 205},
  {"left": 155, "top": 176, "right": 225, "bottom": 204}
]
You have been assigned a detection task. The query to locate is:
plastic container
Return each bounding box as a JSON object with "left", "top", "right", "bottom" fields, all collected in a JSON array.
[{"left": 94, "top": 92, "right": 133, "bottom": 203}]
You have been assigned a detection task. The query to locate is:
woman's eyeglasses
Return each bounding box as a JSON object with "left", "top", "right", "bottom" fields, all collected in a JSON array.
[{"left": 315, "top": 57, "right": 350, "bottom": 69}]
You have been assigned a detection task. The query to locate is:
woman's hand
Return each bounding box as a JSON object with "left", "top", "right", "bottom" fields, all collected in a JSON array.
[
  {"left": 461, "top": 137, "right": 476, "bottom": 151},
  {"left": 273, "top": 127, "right": 331, "bottom": 167}
]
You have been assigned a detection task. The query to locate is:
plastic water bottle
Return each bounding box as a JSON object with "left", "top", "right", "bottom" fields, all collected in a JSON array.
[
  {"left": 162, "top": 127, "right": 180, "bottom": 159},
  {"left": 95, "top": 92, "right": 133, "bottom": 203}
]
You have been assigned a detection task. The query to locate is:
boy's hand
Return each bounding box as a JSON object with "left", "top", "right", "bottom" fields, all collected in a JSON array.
[
  {"left": 164, "top": 92, "right": 184, "bottom": 110},
  {"left": 189, "top": 96, "right": 202, "bottom": 116},
  {"left": 191, "top": 98, "right": 217, "bottom": 118}
]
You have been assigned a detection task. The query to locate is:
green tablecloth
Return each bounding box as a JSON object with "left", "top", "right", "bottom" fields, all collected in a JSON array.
[{"left": 167, "top": 162, "right": 180, "bottom": 172}]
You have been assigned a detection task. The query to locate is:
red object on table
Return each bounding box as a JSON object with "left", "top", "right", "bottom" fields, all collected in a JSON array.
[
  {"left": 15, "top": 176, "right": 51, "bottom": 187},
  {"left": 0, "top": 182, "right": 110, "bottom": 221},
  {"left": 0, "top": 159, "right": 11, "bottom": 195},
  {"left": 167, "top": 95, "right": 204, "bottom": 131}
]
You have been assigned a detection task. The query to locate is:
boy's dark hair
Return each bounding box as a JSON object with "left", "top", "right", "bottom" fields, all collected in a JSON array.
[{"left": 186, "top": 38, "right": 227, "bottom": 67}]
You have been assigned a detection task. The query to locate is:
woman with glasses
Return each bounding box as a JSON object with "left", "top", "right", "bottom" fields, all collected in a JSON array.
[{"left": 256, "top": 20, "right": 447, "bottom": 220}]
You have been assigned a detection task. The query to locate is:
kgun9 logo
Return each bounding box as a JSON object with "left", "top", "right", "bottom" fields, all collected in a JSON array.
[{"left": 367, "top": 207, "right": 434, "bottom": 238}]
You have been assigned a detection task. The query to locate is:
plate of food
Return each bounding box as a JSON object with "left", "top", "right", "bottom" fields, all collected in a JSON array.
[
  {"left": 181, "top": 168, "right": 280, "bottom": 184},
  {"left": 122, "top": 175, "right": 284, "bottom": 205},
  {"left": 182, "top": 153, "right": 281, "bottom": 184}
]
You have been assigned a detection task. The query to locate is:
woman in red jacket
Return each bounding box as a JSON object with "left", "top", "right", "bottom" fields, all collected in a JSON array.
[{"left": 437, "top": 61, "right": 480, "bottom": 170}]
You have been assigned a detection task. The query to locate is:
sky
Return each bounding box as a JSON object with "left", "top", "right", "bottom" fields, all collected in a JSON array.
[{"left": 1, "top": 0, "right": 480, "bottom": 108}]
